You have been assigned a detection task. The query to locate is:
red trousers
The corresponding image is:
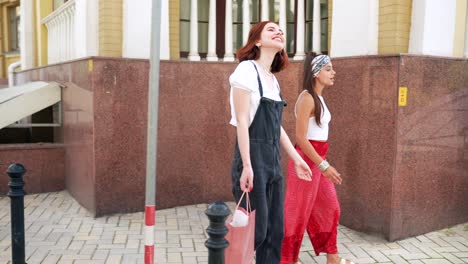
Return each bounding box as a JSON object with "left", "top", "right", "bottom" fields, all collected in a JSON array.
[{"left": 280, "top": 141, "right": 340, "bottom": 263}]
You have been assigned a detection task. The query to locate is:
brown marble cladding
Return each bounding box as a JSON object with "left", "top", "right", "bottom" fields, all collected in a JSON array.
[
  {"left": 16, "top": 60, "right": 96, "bottom": 213},
  {"left": 276, "top": 62, "right": 305, "bottom": 176},
  {"left": 324, "top": 56, "right": 399, "bottom": 239},
  {"left": 91, "top": 59, "right": 148, "bottom": 216},
  {"left": 154, "top": 61, "right": 237, "bottom": 211},
  {"left": 391, "top": 55, "right": 468, "bottom": 240},
  {"left": 11, "top": 56, "right": 467, "bottom": 239},
  {"left": 0, "top": 144, "right": 65, "bottom": 194}
]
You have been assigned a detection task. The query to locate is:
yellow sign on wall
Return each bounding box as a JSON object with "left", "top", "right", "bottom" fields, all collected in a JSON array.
[
  {"left": 399, "top": 87, "right": 408, "bottom": 106},
  {"left": 88, "top": 59, "right": 93, "bottom": 73}
]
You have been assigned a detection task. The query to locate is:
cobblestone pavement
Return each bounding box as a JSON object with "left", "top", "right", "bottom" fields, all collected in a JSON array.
[{"left": 0, "top": 191, "right": 467, "bottom": 264}]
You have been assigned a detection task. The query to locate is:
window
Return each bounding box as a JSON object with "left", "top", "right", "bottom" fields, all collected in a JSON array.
[
  {"left": 180, "top": 0, "right": 190, "bottom": 55},
  {"left": 304, "top": 0, "right": 328, "bottom": 54},
  {"left": 305, "top": 0, "right": 313, "bottom": 52},
  {"left": 233, "top": 0, "right": 260, "bottom": 52},
  {"left": 198, "top": 0, "right": 209, "bottom": 54},
  {"left": 232, "top": 0, "right": 243, "bottom": 50},
  {"left": 179, "top": 0, "right": 210, "bottom": 58},
  {"left": 320, "top": 1, "right": 328, "bottom": 54},
  {"left": 268, "top": 0, "right": 279, "bottom": 22},
  {"left": 8, "top": 6, "right": 20, "bottom": 52},
  {"left": 286, "top": 0, "right": 295, "bottom": 53},
  {"left": 177, "top": 0, "right": 329, "bottom": 59}
]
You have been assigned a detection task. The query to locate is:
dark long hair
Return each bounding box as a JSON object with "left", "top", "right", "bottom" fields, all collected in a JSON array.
[
  {"left": 236, "top": 21, "right": 289, "bottom": 73},
  {"left": 303, "top": 52, "right": 324, "bottom": 126}
]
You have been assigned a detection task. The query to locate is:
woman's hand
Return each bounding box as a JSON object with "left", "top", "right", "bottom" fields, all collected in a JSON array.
[
  {"left": 294, "top": 159, "right": 312, "bottom": 181},
  {"left": 240, "top": 165, "right": 254, "bottom": 192},
  {"left": 322, "top": 166, "right": 342, "bottom": 184}
]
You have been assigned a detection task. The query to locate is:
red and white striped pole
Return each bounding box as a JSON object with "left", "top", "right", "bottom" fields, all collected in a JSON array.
[
  {"left": 144, "top": 205, "right": 156, "bottom": 263},
  {"left": 145, "top": 0, "right": 161, "bottom": 263}
]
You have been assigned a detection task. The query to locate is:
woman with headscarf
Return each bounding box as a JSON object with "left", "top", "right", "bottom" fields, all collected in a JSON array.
[{"left": 280, "top": 52, "right": 354, "bottom": 264}]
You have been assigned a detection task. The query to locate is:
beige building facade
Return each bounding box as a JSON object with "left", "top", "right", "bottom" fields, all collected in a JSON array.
[{"left": 0, "top": 0, "right": 466, "bottom": 78}]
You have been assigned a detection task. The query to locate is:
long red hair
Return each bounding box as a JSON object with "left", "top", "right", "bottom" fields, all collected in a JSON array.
[{"left": 236, "top": 21, "right": 289, "bottom": 73}]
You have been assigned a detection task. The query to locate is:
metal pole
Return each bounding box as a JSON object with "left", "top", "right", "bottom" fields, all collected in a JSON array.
[
  {"left": 205, "top": 202, "right": 230, "bottom": 264},
  {"left": 7, "top": 163, "right": 27, "bottom": 264},
  {"left": 145, "top": 0, "right": 162, "bottom": 263}
]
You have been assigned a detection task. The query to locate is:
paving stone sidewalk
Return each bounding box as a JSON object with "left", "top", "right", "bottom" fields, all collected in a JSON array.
[{"left": 0, "top": 191, "right": 467, "bottom": 264}]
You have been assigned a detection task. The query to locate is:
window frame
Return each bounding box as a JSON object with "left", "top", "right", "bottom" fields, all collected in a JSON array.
[{"left": 7, "top": 5, "right": 20, "bottom": 52}]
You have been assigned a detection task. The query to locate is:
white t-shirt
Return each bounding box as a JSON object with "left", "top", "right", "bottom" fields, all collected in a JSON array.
[{"left": 229, "top": 60, "right": 282, "bottom": 126}]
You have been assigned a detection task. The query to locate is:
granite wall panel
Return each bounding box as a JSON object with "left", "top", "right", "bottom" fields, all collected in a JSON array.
[
  {"left": 9, "top": 55, "right": 466, "bottom": 241},
  {"left": 390, "top": 56, "right": 468, "bottom": 240},
  {"left": 0, "top": 144, "right": 65, "bottom": 194}
]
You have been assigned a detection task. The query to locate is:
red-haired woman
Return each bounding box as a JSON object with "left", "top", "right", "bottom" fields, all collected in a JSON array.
[
  {"left": 280, "top": 52, "right": 354, "bottom": 264},
  {"left": 229, "top": 21, "right": 312, "bottom": 263}
]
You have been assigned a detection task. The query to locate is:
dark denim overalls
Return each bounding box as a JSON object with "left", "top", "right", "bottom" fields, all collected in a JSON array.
[{"left": 231, "top": 61, "right": 286, "bottom": 264}]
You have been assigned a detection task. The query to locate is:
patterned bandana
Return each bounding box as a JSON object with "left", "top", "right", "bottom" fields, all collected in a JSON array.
[{"left": 311, "top": 55, "right": 331, "bottom": 77}]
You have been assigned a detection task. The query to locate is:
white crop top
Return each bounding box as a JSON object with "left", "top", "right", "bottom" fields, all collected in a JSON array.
[{"left": 294, "top": 91, "right": 331, "bottom": 141}]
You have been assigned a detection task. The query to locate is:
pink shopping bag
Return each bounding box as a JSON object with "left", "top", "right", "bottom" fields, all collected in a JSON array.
[{"left": 225, "top": 191, "right": 255, "bottom": 264}]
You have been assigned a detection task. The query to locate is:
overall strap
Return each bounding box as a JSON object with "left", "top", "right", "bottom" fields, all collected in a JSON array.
[{"left": 250, "top": 61, "right": 264, "bottom": 97}]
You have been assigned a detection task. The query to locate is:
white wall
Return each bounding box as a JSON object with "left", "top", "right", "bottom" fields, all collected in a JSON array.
[
  {"left": 409, "top": 0, "right": 457, "bottom": 56},
  {"left": 74, "top": 0, "right": 98, "bottom": 58},
  {"left": 123, "top": 0, "right": 170, "bottom": 59},
  {"left": 330, "top": 0, "right": 379, "bottom": 57}
]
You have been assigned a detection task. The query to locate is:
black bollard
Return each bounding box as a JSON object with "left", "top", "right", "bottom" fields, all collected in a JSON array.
[
  {"left": 205, "top": 201, "right": 230, "bottom": 264},
  {"left": 7, "top": 163, "right": 27, "bottom": 264}
]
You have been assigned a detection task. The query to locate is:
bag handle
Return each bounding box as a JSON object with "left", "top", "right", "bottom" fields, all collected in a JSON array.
[{"left": 235, "top": 191, "right": 252, "bottom": 214}]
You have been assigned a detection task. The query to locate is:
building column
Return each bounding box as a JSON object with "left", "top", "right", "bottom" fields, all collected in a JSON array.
[
  {"left": 188, "top": 0, "right": 200, "bottom": 60},
  {"left": 452, "top": 0, "right": 467, "bottom": 57},
  {"left": 368, "top": 0, "right": 378, "bottom": 55},
  {"left": 161, "top": 0, "right": 170, "bottom": 60},
  {"left": 409, "top": 0, "right": 457, "bottom": 57},
  {"left": 123, "top": 0, "right": 170, "bottom": 59},
  {"left": 279, "top": 0, "right": 287, "bottom": 49},
  {"left": 261, "top": 0, "right": 269, "bottom": 21},
  {"left": 224, "top": 0, "right": 235, "bottom": 61},
  {"left": 20, "top": 0, "right": 35, "bottom": 69},
  {"left": 64, "top": 8, "right": 71, "bottom": 60},
  {"left": 312, "top": 0, "right": 321, "bottom": 54},
  {"left": 206, "top": 0, "right": 217, "bottom": 61},
  {"left": 465, "top": 3, "right": 468, "bottom": 57},
  {"left": 243, "top": 0, "right": 250, "bottom": 44},
  {"left": 331, "top": 0, "right": 380, "bottom": 57},
  {"left": 294, "top": 0, "right": 305, "bottom": 60},
  {"left": 74, "top": 0, "right": 98, "bottom": 58}
]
